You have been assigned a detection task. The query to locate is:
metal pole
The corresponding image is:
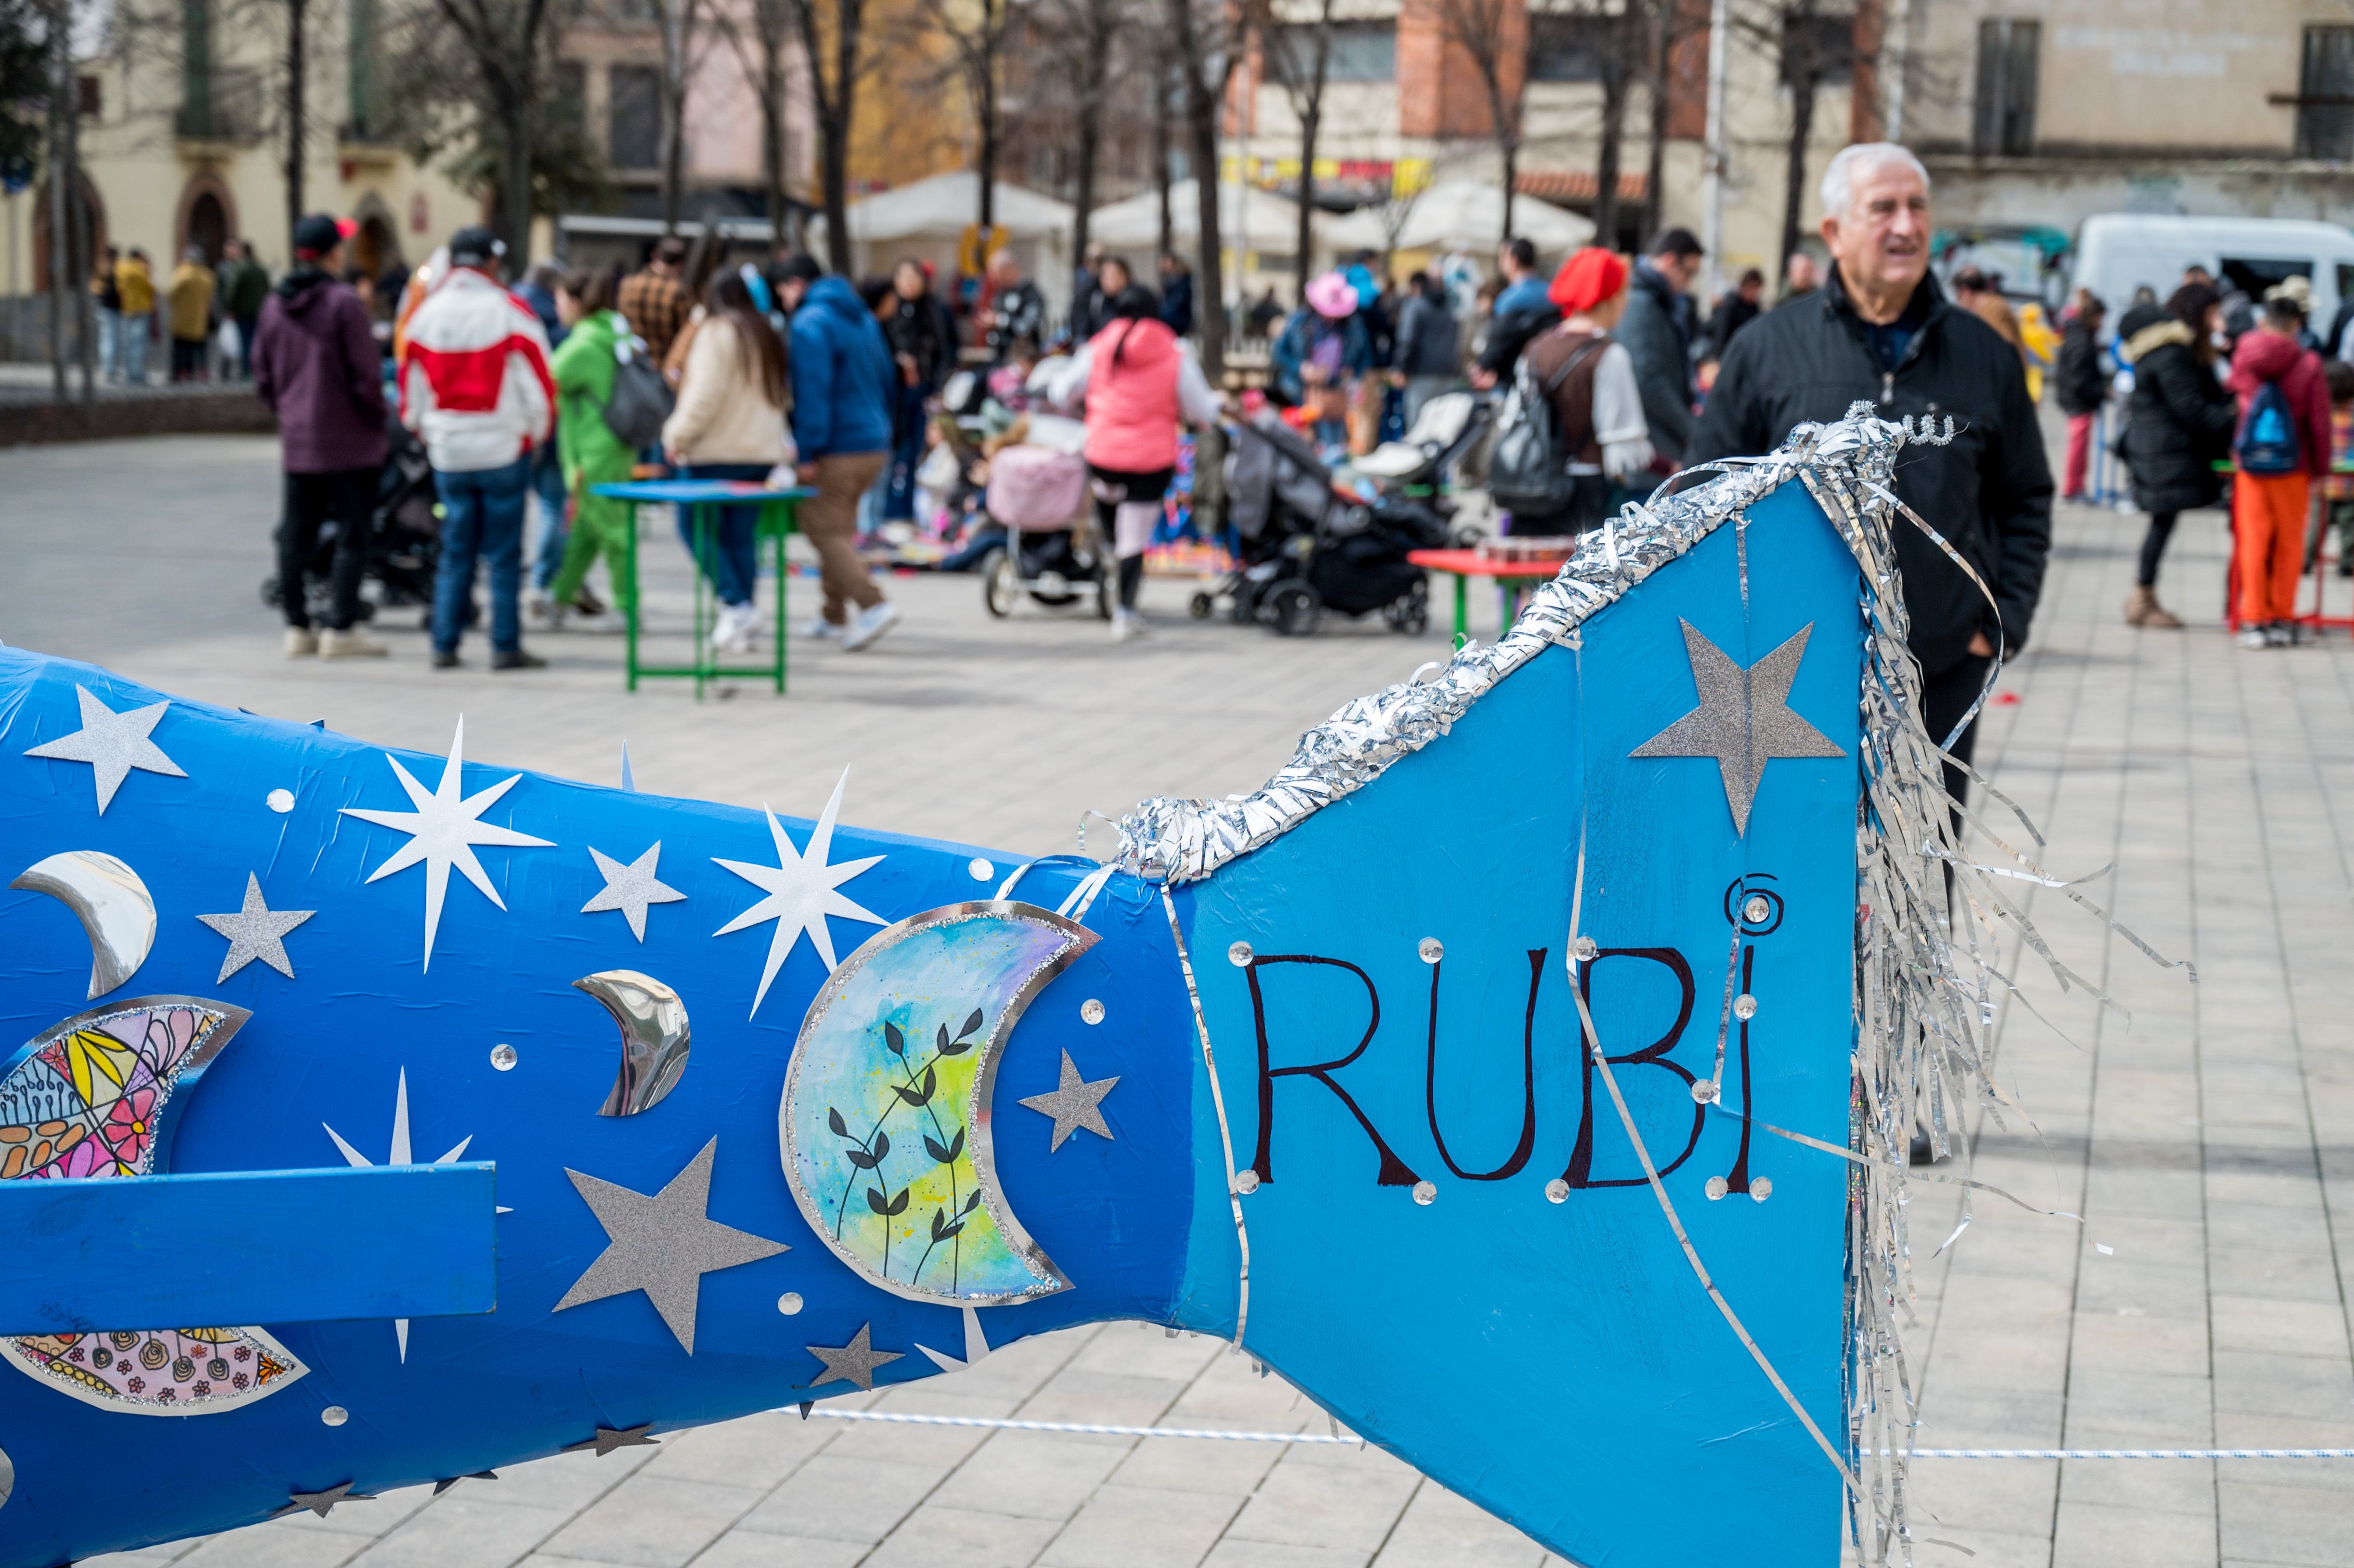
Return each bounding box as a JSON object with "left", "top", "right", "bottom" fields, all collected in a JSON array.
[
  {"left": 1884, "top": 0, "right": 1911, "bottom": 141},
  {"left": 1701, "top": 0, "right": 1729, "bottom": 300}
]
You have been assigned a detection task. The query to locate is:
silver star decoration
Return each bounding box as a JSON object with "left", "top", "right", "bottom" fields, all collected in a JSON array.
[
  {"left": 805, "top": 1323, "right": 903, "bottom": 1392},
  {"left": 1629, "top": 620, "right": 1845, "bottom": 834},
  {"left": 23, "top": 685, "right": 187, "bottom": 813},
  {"left": 554, "top": 1138, "right": 789, "bottom": 1354},
  {"left": 1018, "top": 1050, "right": 1120, "bottom": 1152},
  {"left": 565, "top": 1425, "right": 658, "bottom": 1456},
  {"left": 339, "top": 716, "right": 553, "bottom": 971},
  {"left": 712, "top": 769, "right": 886, "bottom": 1016},
  {"left": 323, "top": 1067, "right": 479, "bottom": 1362},
  {"left": 196, "top": 873, "right": 316, "bottom": 982},
  {"left": 282, "top": 1481, "right": 371, "bottom": 1517},
  {"left": 432, "top": 1470, "right": 499, "bottom": 1494},
  {"left": 582, "top": 843, "right": 686, "bottom": 941}
]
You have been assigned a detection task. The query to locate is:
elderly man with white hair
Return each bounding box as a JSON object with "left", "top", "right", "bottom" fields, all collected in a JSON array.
[{"left": 1690, "top": 141, "right": 2051, "bottom": 810}]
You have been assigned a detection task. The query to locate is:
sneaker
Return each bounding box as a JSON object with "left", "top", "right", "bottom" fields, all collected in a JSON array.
[
  {"left": 283, "top": 627, "right": 319, "bottom": 658},
  {"left": 2237, "top": 626, "right": 2273, "bottom": 650},
  {"left": 491, "top": 648, "right": 547, "bottom": 671},
  {"left": 431, "top": 648, "right": 462, "bottom": 669},
  {"left": 803, "top": 616, "right": 843, "bottom": 641},
  {"left": 318, "top": 626, "right": 389, "bottom": 660},
  {"left": 2272, "top": 620, "right": 2305, "bottom": 647},
  {"left": 713, "top": 602, "right": 758, "bottom": 654},
  {"left": 841, "top": 599, "right": 900, "bottom": 652},
  {"left": 525, "top": 590, "right": 556, "bottom": 625},
  {"left": 573, "top": 610, "right": 627, "bottom": 635},
  {"left": 1110, "top": 607, "right": 1146, "bottom": 641}
]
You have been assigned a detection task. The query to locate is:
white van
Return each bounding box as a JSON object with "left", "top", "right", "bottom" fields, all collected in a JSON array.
[{"left": 2071, "top": 215, "right": 2354, "bottom": 335}]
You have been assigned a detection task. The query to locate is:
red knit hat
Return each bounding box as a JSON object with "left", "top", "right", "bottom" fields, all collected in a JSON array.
[{"left": 1548, "top": 247, "right": 1629, "bottom": 314}]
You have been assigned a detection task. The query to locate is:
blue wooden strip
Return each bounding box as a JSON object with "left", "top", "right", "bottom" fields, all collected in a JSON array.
[
  {"left": 0, "top": 1164, "right": 499, "bottom": 1334},
  {"left": 591, "top": 481, "right": 815, "bottom": 503}
]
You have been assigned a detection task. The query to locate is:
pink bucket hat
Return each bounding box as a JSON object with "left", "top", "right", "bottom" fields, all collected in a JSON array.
[{"left": 1305, "top": 270, "right": 1360, "bottom": 319}]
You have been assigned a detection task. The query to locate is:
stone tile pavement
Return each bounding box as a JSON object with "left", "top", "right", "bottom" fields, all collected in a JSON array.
[{"left": 3, "top": 438, "right": 2350, "bottom": 1565}]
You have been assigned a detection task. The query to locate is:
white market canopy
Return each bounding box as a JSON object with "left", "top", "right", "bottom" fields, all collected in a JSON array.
[
  {"left": 1089, "top": 179, "right": 1317, "bottom": 257},
  {"left": 808, "top": 171, "right": 1076, "bottom": 246},
  {"left": 1321, "top": 179, "right": 1596, "bottom": 256}
]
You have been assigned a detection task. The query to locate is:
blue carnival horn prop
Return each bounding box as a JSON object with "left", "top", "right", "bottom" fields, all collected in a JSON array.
[{"left": 0, "top": 408, "right": 2161, "bottom": 1568}]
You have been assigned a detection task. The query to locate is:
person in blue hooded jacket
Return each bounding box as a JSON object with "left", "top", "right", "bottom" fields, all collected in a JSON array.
[{"left": 778, "top": 255, "right": 901, "bottom": 650}]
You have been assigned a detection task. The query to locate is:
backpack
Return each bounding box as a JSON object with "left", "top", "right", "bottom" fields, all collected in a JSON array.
[
  {"left": 602, "top": 338, "right": 675, "bottom": 450},
  {"left": 1487, "top": 335, "right": 1607, "bottom": 518},
  {"left": 2234, "top": 377, "right": 2301, "bottom": 476}
]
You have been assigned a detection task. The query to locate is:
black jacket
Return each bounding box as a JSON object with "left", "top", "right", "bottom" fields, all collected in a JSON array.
[
  {"left": 1617, "top": 259, "right": 1697, "bottom": 461},
  {"left": 1700, "top": 291, "right": 1760, "bottom": 360},
  {"left": 1690, "top": 267, "right": 2054, "bottom": 676},
  {"left": 1476, "top": 300, "right": 1561, "bottom": 377},
  {"left": 2054, "top": 321, "right": 2107, "bottom": 415},
  {"left": 2116, "top": 306, "right": 2236, "bottom": 515}
]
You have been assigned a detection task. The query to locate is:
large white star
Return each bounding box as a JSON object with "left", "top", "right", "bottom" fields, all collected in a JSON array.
[
  {"left": 338, "top": 717, "right": 553, "bottom": 970},
  {"left": 712, "top": 769, "right": 886, "bottom": 1017},
  {"left": 23, "top": 685, "right": 187, "bottom": 813},
  {"left": 322, "top": 1067, "right": 476, "bottom": 1362}
]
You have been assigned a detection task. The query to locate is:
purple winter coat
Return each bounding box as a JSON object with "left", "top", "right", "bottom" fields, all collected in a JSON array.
[{"left": 252, "top": 269, "right": 388, "bottom": 474}]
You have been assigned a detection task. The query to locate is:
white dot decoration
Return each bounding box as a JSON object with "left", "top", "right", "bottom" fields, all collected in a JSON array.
[
  {"left": 1411, "top": 1181, "right": 1436, "bottom": 1206},
  {"left": 968, "top": 858, "right": 994, "bottom": 881},
  {"left": 1418, "top": 937, "right": 1443, "bottom": 964},
  {"left": 1545, "top": 1178, "right": 1570, "bottom": 1204},
  {"left": 1732, "top": 994, "right": 1758, "bottom": 1021},
  {"left": 1750, "top": 1177, "right": 1773, "bottom": 1203},
  {"left": 1705, "top": 1176, "right": 1730, "bottom": 1201},
  {"left": 266, "top": 788, "right": 295, "bottom": 813},
  {"left": 1743, "top": 895, "right": 1772, "bottom": 924},
  {"left": 1227, "top": 941, "right": 1253, "bottom": 967},
  {"left": 1080, "top": 998, "right": 1105, "bottom": 1025},
  {"left": 320, "top": 1406, "right": 349, "bottom": 1427},
  {"left": 490, "top": 1043, "right": 517, "bottom": 1071},
  {"left": 1691, "top": 1078, "right": 1719, "bottom": 1104},
  {"left": 777, "top": 1292, "right": 804, "bottom": 1315},
  {"left": 1233, "top": 1170, "right": 1260, "bottom": 1195},
  {"left": 1571, "top": 936, "right": 1599, "bottom": 961}
]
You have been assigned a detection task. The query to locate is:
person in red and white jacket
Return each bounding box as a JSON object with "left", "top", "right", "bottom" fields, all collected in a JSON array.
[{"left": 401, "top": 226, "right": 556, "bottom": 670}]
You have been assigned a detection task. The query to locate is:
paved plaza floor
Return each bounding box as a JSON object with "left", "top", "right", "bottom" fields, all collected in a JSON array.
[{"left": 3, "top": 437, "right": 2350, "bottom": 1566}]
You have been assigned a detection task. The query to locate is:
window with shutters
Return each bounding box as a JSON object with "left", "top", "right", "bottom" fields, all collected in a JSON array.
[
  {"left": 1972, "top": 18, "right": 2038, "bottom": 156},
  {"left": 2296, "top": 27, "right": 2354, "bottom": 161},
  {"left": 608, "top": 66, "right": 660, "bottom": 171}
]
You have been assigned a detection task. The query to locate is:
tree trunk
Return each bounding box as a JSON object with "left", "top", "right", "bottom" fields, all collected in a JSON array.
[
  {"left": 1645, "top": 0, "right": 1669, "bottom": 240},
  {"left": 659, "top": 3, "right": 686, "bottom": 233},
  {"left": 762, "top": 35, "right": 789, "bottom": 252},
  {"left": 500, "top": 88, "right": 534, "bottom": 266},
  {"left": 976, "top": 0, "right": 996, "bottom": 233},
  {"left": 1071, "top": 9, "right": 1108, "bottom": 275},
  {"left": 822, "top": 1, "right": 858, "bottom": 272},
  {"left": 1152, "top": 68, "right": 1172, "bottom": 258},
  {"left": 1292, "top": 103, "right": 1316, "bottom": 298},
  {"left": 1165, "top": 0, "right": 1221, "bottom": 381},
  {"left": 1482, "top": 73, "right": 1515, "bottom": 245},
  {"left": 45, "top": 0, "right": 66, "bottom": 398},
  {"left": 286, "top": 0, "right": 307, "bottom": 243},
  {"left": 1780, "top": 74, "right": 1813, "bottom": 274},
  {"left": 1594, "top": 13, "right": 1627, "bottom": 251}
]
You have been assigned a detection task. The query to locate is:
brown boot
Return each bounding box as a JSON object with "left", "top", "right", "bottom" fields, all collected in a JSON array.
[{"left": 2124, "top": 585, "right": 2183, "bottom": 628}]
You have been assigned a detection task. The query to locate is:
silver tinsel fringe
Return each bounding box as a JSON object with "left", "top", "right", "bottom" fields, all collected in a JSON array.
[{"left": 1116, "top": 403, "right": 2186, "bottom": 1563}]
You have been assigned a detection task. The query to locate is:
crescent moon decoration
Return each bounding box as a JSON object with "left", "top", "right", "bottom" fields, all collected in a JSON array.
[
  {"left": 0, "top": 1440, "right": 11, "bottom": 1510},
  {"left": 780, "top": 901, "right": 1096, "bottom": 1305},
  {"left": 576, "top": 970, "right": 691, "bottom": 1117},
  {"left": 0, "top": 995, "right": 309, "bottom": 1414},
  {"left": 12, "top": 851, "right": 158, "bottom": 1000}
]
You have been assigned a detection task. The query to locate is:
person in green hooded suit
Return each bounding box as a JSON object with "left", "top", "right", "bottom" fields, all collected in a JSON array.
[{"left": 547, "top": 269, "right": 640, "bottom": 624}]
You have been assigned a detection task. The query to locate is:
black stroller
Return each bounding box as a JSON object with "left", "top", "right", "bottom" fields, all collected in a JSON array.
[
  {"left": 1193, "top": 411, "right": 1444, "bottom": 637},
  {"left": 259, "top": 407, "right": 442, "bottom": 624}
]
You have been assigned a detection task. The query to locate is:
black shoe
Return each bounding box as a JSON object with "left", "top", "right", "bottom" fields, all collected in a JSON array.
[
  {"left": 491, "top": 648, "right": 546, "bottom": 671},
  {"left": 431, "top": 649, "right": 461, "bottom": 670}
]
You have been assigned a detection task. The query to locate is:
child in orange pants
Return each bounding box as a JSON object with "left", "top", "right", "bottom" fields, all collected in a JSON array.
[{"left": 2227, "top": 286, "right": 2333, "bottom": 647}]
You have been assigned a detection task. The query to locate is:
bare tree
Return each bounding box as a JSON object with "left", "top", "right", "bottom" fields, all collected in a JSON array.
[
  {"left": 1161, "top": 0, "right": 1234, "bottom": 380},
  {"left": 1637, "top": 0, "right": 1702, "bottom": 239},
  {"left": 716, "top": 0, "right": 802, "bottom": 251},
  {"left": 1423, "top": 0, "right": 1522, "bottom": 244},
  {"left": 1769, "top": 0, "right": 1845, "bottom": 271},
  {"left": 43, "top": 0, "right": 89, "bottom": 399},
  {"left": 1588, "top": 4, "right": 1631, "bottom": 250},
  {"left": 1150, "top": 55, "right": 1171, "bottom": 257},
  {"left": 1254, "top": 0, "right": 1333, "bottom": 299},
  {"left": 912, "top": 0, "right": 1010, "bottom": 232},
  {"left": 1037, "top": 0, "right": 1123, "bottom": 272},
  {"left": 424, "top": 0, "right": 559, "bottom": 256},
  {"left": 785, "top": 0, "right": 868, "bottom": 270},
  {"left": 644, "top": 0, "right": 712, "bottom": 232}
]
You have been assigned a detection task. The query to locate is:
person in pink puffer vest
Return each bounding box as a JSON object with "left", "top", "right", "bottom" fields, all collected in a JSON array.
[{"left": 1051, "top": 285, "right": 1223, "bottom": 639}]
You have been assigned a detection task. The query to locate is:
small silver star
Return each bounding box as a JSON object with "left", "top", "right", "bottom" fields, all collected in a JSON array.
[
  {"left": 564, "top": 1425, "right": 658, "bottom": 1456},
  {"left": 196, "top": 873, "right": 316, "bottom": 981},
  {"left": 581, "top": 843, "right": 686, "bottom": 941},
  {"left": 283, "top": 1481, "right": 371, "bottom": 1517},
  {"left": 23, "top": 685, "right": 187, "bottom": 813},
  {"left": 1629, "top": 620, "right": 1845, "bottom": 834},
  {"left": 553, "top": 1138, "right": 790, "bottom": 1354},
  {"left": 432, "top": 1470, "right": 499, "bottom": 1494},
  {"left": 805, "top": 1323, "right": 903, "bottom": 1391},
  {"left": 1018, "top": 1050, "right": 1119, "bottom": 1152}
]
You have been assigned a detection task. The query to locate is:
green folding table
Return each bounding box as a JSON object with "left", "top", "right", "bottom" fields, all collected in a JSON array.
[{"left": 592, "top": 478, "right": 815, "bottom": 697}]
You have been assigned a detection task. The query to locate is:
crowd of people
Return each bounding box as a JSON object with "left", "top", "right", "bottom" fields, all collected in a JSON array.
[{"left": 88, "top": 236, "right": 343, "bottom": 385}]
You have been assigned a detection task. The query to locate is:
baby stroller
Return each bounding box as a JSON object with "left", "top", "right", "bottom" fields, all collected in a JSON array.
[
  {"left": 259, "top": 408, "right": 441, "bottom": 623},
  {"left": 976, "top": 420, "right": 1114, "bottom": 621},
  {"left": 1194, "top": 410, "right": 1443, "bottom": 637},
  {"left": 1351, "top": 391, "right": 1492, "bottom": 505}
]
